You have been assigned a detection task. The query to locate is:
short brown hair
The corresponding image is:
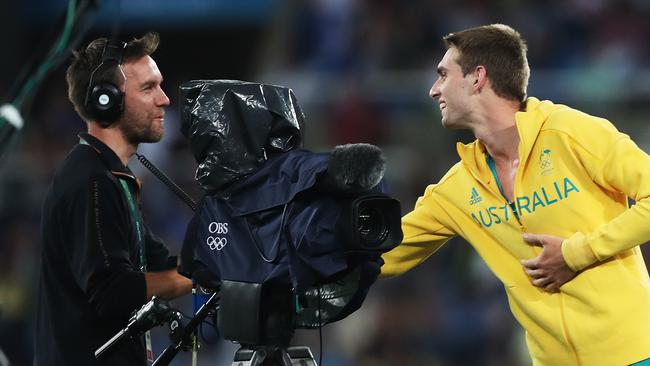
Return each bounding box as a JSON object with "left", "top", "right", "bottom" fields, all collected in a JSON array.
[
  {"left": 66, "top": 32, "right": 160, "bottom": 121},
  {"left": 443, "top": 24, "right": 529, "bottom": 103}
]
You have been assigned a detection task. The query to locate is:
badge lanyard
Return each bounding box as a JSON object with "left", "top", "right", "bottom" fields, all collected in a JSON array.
[
  {"left": 118, "top": 179, "right": 146, "bottom": 272},
  {"left": 117, "top": 178, "right": 154, "bottom": 364},
  {"left": 80, "top": 138, "right": 154, "bottom": 363}
]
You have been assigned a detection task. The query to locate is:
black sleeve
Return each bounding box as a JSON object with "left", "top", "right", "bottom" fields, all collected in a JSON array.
[
  {"left": 179, "top": 211, "right": 199, "bottom": 278},
  {"left": 65, "top": 173, "right": 146, "bottom": 321},
  {"left": 143, "top": 223, "right": 174, "bottom": 271}
]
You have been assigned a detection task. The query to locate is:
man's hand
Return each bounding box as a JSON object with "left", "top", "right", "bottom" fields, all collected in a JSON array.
[
  {"left": 145, "top": 269, "right": 192, "bottom": 300},
  {"left": 520, "top": 233, "right": 577, "bottom": 293}
]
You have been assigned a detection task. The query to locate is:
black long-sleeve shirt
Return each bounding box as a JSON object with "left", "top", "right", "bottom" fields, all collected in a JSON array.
[{"left": 35, "top": 133, "right": 174, "bottom": 366}]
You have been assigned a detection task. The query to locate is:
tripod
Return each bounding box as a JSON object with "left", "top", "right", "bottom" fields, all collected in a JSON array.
[{"left": 231, "top": 345, "right": 316, "bottom": 366}]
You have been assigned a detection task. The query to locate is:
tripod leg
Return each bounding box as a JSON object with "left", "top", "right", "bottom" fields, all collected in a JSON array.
[
  {"left": 280, "top": 348, "right": 293, "bottom": 366},
  {"left": 232, "top": 346, "right": 317, "bottom": 366},
  {"left": 285, "top": 346, "right": 317, "bottom": 366},
  {"left": 232, "top": 347, "right": 269, "bottom": 366}
]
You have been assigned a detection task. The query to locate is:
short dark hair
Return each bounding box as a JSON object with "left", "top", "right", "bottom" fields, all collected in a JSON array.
[
  {"left": 66, "top": 32, "right": 160, "bottom": 121},
  {"left": 443, "top": 24, "right": 529, "bottom": 103}
]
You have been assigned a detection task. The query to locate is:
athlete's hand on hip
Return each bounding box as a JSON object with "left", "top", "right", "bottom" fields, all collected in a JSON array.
[{"left": 520, "top": 233, "right": 576, "bottom": 293}]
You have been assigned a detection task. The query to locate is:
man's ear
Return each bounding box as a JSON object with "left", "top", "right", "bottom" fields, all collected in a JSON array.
[{"left": 473, "top": 66, "right": 488, "bottom": 92}]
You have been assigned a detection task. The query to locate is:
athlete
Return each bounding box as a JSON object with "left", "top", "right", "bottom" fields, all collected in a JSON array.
[{"left": 381, "top": 24, "right": 650, "bottom": 366}]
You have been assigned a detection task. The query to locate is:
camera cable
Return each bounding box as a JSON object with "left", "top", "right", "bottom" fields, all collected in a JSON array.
[
  {"left": 244, "top": 203, "right": 290, "bottom": 263},
  {"left": 135, "top": 153, "right": 198, "bottom": 211}
]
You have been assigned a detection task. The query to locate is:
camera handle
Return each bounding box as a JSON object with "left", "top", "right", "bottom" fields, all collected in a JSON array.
[
  {"left": 95, "top": 296, "right": 177, "bottom": 359},
  {"left": 152, "top": 291, "right": 220, "bottom": 366}
]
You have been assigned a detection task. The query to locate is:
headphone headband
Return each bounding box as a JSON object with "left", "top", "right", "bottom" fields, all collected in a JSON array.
[{"left": 102, "top": 40, "right": 127, "bottom": 64}]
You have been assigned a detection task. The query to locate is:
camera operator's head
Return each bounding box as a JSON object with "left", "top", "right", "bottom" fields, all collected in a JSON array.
[{"left": 66, "top": 32, "right": 169, "bottom": 146}]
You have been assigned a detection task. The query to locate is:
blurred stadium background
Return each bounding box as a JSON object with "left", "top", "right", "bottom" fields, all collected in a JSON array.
[{"left": 2, "top": 0, "right": 650, "bottom": 365}]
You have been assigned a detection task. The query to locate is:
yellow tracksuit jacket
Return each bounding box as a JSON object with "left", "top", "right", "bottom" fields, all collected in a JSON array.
[{"left": 381, "top": 97, "right": 650, "bottom": 365}]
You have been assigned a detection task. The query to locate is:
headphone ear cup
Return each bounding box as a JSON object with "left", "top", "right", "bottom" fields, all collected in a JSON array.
[{"left": 88, "top": 82, "right": 124, "bottom": 126}]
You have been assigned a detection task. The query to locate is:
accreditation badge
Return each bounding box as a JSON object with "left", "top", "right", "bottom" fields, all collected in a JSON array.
[{"left": 145, "top": 330, "right": 154, "bottom": 363}]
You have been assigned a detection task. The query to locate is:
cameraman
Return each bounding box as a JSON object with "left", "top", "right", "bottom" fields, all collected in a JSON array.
[{"left": 34, "top": 33, "right": 191, "bottom": 365}]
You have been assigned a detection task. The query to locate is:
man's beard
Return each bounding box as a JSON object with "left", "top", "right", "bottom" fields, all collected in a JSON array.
[{"left": 119, "top": 115, "right": 163, "bottom": 145}]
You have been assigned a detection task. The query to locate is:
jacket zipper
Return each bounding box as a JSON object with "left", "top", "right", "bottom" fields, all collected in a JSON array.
[{"left": 514, "top": 154, "right": 582, "bottom": 365}]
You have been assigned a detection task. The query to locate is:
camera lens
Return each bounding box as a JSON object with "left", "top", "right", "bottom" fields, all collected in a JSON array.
[{"left": 358, "top": 206, "right": 389, "bottom": 246}]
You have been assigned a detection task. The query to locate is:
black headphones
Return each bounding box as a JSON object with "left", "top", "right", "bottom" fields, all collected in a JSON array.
[{"left": 84, "top": 39, "right": 127, "bottom": 127}]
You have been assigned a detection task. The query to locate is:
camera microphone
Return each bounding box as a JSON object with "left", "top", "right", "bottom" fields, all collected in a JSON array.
[
  {"left": 95, "top": 297, "right": 173, "bottom": 359},
  {"left": 325, "top": 143, "right": 386, "bottom": 194}
]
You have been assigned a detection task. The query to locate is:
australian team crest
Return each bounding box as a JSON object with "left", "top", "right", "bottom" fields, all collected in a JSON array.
[{"left": 539, "top": 149, "right": 553, "bottom": 176}]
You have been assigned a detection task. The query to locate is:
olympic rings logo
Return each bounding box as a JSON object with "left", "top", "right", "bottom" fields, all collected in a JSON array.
[
  {"left": 206, "top": 221, "right": 229, "bottom": 251},
  {"left": 207, "top": 236, "right": 227, "bottom": 251}
]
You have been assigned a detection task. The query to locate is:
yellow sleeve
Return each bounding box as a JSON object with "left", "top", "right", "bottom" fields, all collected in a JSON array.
[
  {"left": 562, "top": 135, "right": 650, "bottom": 271},
  {"left": 380, "top": 185, "right": 456, "bottom": 277}
]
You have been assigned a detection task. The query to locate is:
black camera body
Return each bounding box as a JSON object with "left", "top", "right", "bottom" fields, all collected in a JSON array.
[{"left": 181, "top": 147, "right": 401, "bottom": 288}]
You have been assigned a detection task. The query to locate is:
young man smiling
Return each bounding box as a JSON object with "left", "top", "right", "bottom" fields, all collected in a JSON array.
[{"left": 381, "top": 24, "right": 650, "bottom": 366}]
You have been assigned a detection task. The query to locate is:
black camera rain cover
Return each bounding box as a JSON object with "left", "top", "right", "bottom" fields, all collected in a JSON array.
[
  {"left": 179, "top": 80, "right": 399, "bottom": 329},
  {"left": 179, "top": 80, "right": 304, "bottom": 192}
]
